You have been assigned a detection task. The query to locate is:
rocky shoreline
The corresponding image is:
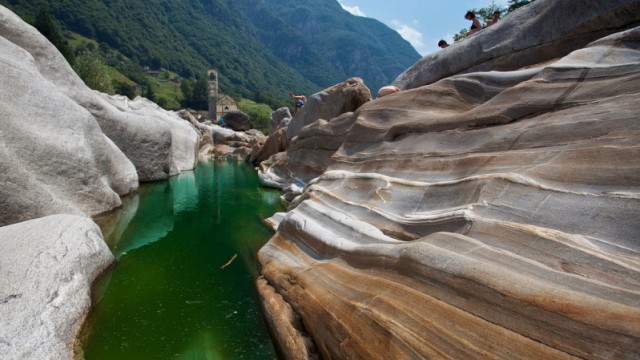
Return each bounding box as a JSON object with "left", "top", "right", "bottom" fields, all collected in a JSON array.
[
  {"left": 252, "top": 1, "right": 640, "bottom": 358},
  {"left": 1, "top": 0, "right": 640, "bottom": 359}
]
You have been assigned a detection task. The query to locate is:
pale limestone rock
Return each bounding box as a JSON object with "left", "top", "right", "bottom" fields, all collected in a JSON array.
[
  {"left": 0, "top": 6, "right": 173, "bottom": 181},
  {"left": 0, "top": 215, "right": 114, "bottom": 360},
  {"left": 0, "top": 26, "right": 138, "bottom": 226},
  {"left": 258, "top": 26, "right": 640, "bottom": 359},
  {"left": 394, "top": 0, "right": 640, "bottom": 90},
  {"left": 100, "top": 94, "right": 199, "bottom": 175}
]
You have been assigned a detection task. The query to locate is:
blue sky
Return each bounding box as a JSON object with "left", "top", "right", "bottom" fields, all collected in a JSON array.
[{"left": 338, "top": 0, "right": 509, "bottom": 56}]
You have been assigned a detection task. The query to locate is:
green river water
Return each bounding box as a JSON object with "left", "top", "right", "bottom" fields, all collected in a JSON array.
[{"left": 80, "top": 161, "right": 283, "bottom": 359}]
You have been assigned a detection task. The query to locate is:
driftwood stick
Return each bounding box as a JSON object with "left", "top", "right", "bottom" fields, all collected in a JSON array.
[{"left": 221, "top": 254, "right": 238, "bottom": 269}]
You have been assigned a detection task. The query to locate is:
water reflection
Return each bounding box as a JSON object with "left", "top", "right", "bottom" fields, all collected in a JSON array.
[{"left": 82, "top": 161, "right": 283, "bottom": 360}]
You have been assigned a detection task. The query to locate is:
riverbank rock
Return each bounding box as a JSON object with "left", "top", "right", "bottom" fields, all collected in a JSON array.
[
  {"left": 224, "top": 110, "right": 253, "bottom": 132},
  {"left": 0, "top": 18, "right": 138, "bottom": 227},
  {"left": 255, "top": 78, "right": 372, "bottom": 190},
  {"left": 285, "top": 77, "right": 371, "bottom": 140},
  {"left": 101, "top": 94, "right": 199, "bottom": 175},
  {"left": 394, "top": 0, "right": 640, "bottom": 90},
  {"left": 205, "top": 125, "right": 267, "bottom": 161},
  {"left": 0, "top": 215, "right": 114, "bottom": 360},
  {"left": 270, "top": 107, "right": 292, "bottom": 135},
  {"left": 257, "top": 23, "right": 640, "bottom": 360},
  {"left": 0, "top": 6, "right": 175, "bottom": 182}
]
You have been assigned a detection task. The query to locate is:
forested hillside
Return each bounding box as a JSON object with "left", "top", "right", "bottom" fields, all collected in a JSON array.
[{"left": 1, "top": 0, "right": 420, "bottom": 104}]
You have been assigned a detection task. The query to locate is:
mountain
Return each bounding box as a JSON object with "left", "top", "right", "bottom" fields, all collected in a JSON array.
[{"left": 0, "top": 0, "right": 421, "bottom": 101}]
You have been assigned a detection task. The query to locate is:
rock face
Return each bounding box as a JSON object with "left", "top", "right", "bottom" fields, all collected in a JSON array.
[
  {"left": 257, "top": 20, "right": 640, "bottom": 360},
  {"left": 285, "top": 78, "right": 372, "bottom": 140},
  {"left": 0, "top": 16, "right": 138, "bottom": 227},
  {"left": 394, "top": 0, "right": 640, "bottom": 90},
  {"left": 270, "top": 107, "right": 292, "bottom": 135},
  {"left": 100, "top": 94, "right": 199, "bottom": 175},
  {"left": 0, "top": 215, "right": 114, "bottom": 359},
  {"left": 257, "top": 78, "right": 372, "bottom": 191},
  {"left": 224, "top": 110, "right": 253, "bottom": 132},
  {"left": 0, "top": 7, "right": 177, "bottom": 182}
]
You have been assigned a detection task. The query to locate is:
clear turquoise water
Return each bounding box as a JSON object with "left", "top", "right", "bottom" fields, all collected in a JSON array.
[{"left": 82, "top": 161, "right": 283, "bottom": 360}]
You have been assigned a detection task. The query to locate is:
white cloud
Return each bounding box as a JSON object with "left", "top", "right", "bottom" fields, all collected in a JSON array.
[
  {"left": 339, "top": 2, "right": 365, "bottom": 16},
  {"left": 391, "top": 20, "right": 425, "bottom": 54}
]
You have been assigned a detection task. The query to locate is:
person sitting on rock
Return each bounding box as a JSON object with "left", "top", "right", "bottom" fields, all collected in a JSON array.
[
  {"left": 465, "top": 11, "right": 481, "bottom": 36},
  {"left": 289, "top": 92, "right": 307, "bottom": 113},
  {"left": 438, "top": 39, "right": 449, "bottom": 49},
  {"left": 487, "top": 10, "right": 501, "bottom": 27}
]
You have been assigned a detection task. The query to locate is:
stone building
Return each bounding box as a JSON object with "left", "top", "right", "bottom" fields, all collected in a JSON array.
[{"left": 216, "top": 95, "right": 237, "bottom": 119}]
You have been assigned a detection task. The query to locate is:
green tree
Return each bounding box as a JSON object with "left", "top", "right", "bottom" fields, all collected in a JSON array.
[
  {"left": 180, "top": 80, "right": 194, "bottom": 108},
  {"left": 73, "top": 51, "right": 113, "bottom": 93},
  {"left": 144, "top": 79, "right": 156, "bottom": 102},
  {"left": 33, "top": 5, "right": 75, "bottom": 65},
  {"left": 508, "top": 0, "right": 535, "bottom": 12},
  {"left": 113, "top": 80, "right": 136, "bottom": 99},
  {"left": 191, "top": 78, "right": 209, "bottom": 110}
]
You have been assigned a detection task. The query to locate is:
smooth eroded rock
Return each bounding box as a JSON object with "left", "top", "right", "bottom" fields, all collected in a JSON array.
[{"left": 0, "top": 215, "right": 114, "bottom": 360}]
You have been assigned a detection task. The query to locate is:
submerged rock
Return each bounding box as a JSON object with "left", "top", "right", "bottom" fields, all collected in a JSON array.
[
  {"left": 257, "top": 21, "right": 640, "bottom": 360},
  {"left": 0, "top": 215, "right": 113, "bottom": 359}
]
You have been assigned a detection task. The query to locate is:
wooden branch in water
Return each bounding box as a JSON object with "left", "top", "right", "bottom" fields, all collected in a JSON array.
[{"left": 221, "top": 254, "right": 238, "bottom": 269}]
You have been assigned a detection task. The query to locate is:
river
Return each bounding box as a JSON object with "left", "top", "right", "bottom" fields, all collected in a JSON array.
[{"left": 79, "top": 161, "right": 283, "bottom": 359}]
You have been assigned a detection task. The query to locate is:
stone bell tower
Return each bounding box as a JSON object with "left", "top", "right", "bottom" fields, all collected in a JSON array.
[{"left": 207, "top": 67, "right": 218, "bottom": 119}]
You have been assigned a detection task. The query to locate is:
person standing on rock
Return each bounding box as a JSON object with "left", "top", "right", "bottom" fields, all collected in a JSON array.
[{"left": 289, "top": 92, "right": 306, "bottom": 113}]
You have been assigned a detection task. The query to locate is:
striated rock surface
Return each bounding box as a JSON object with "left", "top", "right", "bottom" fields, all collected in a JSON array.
[
  {"left": 0, "top": 6, "right": 175, "bottom": 182},
  {"left": 394, "top": 0, "right": 640, "bottom": 90},
  {"left": 257, "top": 78, "right": 372, "bottom": 191},
  {"left": 257, "top": 23, "right": 640, "bottom": 360},
  {"left": 0, "top": 215, "right": 114, "bottom": 360}
]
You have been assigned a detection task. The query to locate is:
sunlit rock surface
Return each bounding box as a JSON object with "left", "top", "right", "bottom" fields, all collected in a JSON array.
[
  {"left": 0, "top": 215, "right": 113, "bottom": 360},
  {"left": 394, "top": 0, "right": 640, "bottom": 90},
  {"left": 0, "top": 13, "right": 138, "bottom": 227},
  {"left": 99, "top": 94, "right": 199, "bottom": 175},
  {"left": 258, "top": 78, "right": 372, "bottom": 190},
  {"left": 0, "top": 6, "right": 175, "bottom": 182},
  {"left": 257, "top": 25, "right": 640, "bottom": 359}
]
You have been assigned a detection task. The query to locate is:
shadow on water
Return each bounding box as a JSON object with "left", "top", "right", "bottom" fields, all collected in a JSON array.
[{"left": 80, "top": 161, "right": 284, "bottom": 360}]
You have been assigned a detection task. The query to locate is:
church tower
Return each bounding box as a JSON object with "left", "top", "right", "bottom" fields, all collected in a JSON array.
[{"left": 207, "top": 67, "right": 218, "bottom": 119}]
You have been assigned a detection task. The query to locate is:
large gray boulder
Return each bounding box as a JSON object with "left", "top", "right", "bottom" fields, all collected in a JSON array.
[
  {"left": 256, "top": 78, "right": 372, "bottom": 189},
  {"left": 269, "top": 107, "right": 292, "bottom": 135},
  {"left": 0, "top": 215, "right": 114, "bottom": 360},
  {"left": 0, "top": 6, "right": 173, "bottom": 181},
  {"left": 100, "top": 94, "right": 199, "bottom": 175},
  {"left": 285, "top": 78, "right": 371, "bottom": 140},
  {"left": 224, "top": 110, "right": 253, "bottom": 132},
  {"left": 258, "top": 26, "right": 640, "bottom": 359},
  {"left": 394, "top": 0, "right": 640, "bottom": 90},
  {"left": 0, "top": 25, "right": 138, "bottom": 227}
]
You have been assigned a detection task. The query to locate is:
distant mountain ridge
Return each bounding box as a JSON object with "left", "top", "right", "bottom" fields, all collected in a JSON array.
[{"left": 1, "top": 0, "right": 420, "bottom": 100}]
